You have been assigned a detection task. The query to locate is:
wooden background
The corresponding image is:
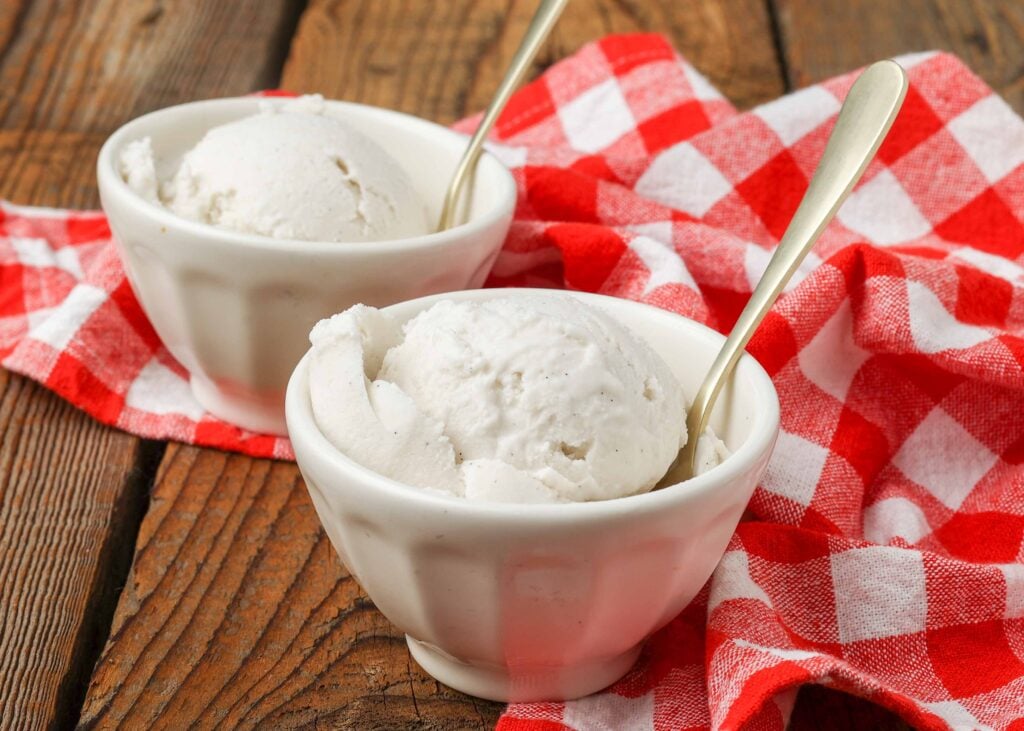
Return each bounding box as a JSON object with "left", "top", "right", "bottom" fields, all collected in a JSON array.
[{"left": 0, "top": 0, "right": 1020, "bottom": 728}]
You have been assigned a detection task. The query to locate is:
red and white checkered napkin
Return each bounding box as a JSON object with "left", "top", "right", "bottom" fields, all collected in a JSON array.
[
  {"left": 2, "top": 33, "right": 1023, "bottom": 730},
  {"left": 0, "top": 208, "right": 294, "bottom": 457}
]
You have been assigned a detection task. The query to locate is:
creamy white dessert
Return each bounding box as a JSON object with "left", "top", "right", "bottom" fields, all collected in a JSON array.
[
  {"left": 308, "top": 294, "right": 727, "bottom": 504},
  {"left": 119, "top": 95, "right": 429, "bottom": 243}
]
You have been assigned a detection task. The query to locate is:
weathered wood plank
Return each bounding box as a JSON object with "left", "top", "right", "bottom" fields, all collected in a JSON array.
[
  {"left": 0, "top": 0, "right": 306, "bottom": 208},
  {"left": 281, "top": 0, "right": 785, "bottom": 120},
  {"left": 774, "top": 0, "right": 1024, "bottom": 114},
  {"left": 78, "top": 1, "right": 783, "bottom": 728},
  {"left": 0, "top": 371, "right": 156, "bottom": 729},
  {"left": 81, "top": 446, "right": 497, "bottom": 729},
  {"left": 0, "top": 1, "right": 304, "bottom": 728}
]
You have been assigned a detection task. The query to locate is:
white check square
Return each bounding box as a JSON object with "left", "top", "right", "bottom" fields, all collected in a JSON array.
[
  {"left": 563, "top": 689, "right": 654, "bottom": 731},
  {"left": 628, "top": 235, "right": 697, "bottom": 294},
  {"left": 837, "top": 169, "right": 932, "bottom": 245},
  {"left": 761, "top": 430, "right": 829, "bottom": 506},
  {"left": 11, "top": 236, "right": 83, "bottom": 279},
  {"left": 557, "top": 79, "right": 636, "bottom": 154},
  {"left": 710, "top": 550, "right": 772, "bottom": 611},
  {"left": 907, "top": 280, "right": 991, "bottom": 354},
  {"left": 126, "top": 358, "right": 205, "bottom": 420},
  {"left": 798, "top": 299, "right": 870, "bottom": 401},
  {"left": 948, "top": 95, "right": 1024, "bottom": 183},
  {"left": 28, "top": 283, "right": 106, "bottom": 350},
  {"left": 745, "top": 243, "right": 822, "bottom": 292},
  {"left": 893, "top": 407, "right": 998, "bottom": 509},
  {"left": 863, "top": 497, "right": 932, "bottom": 545},
  {"left": 755, "top": 86, "right": 840, "bottom": 146},
  {"left": 635, "top": 142, "right": 732, "bottom": 217},
  {"left": 1000, "top": 564, "right": 1024, "bottom": 620},
  {"left": 831, "top": 546, "right": 927, "bottom": 643},
  {"left": 682, "top": 62, "right": 723, "bottom": 101}
]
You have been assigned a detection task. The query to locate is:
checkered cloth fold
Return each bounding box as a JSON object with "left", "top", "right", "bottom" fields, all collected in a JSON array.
[{"left": 2, "top": 33, "right": 1023, "bottom": 730}]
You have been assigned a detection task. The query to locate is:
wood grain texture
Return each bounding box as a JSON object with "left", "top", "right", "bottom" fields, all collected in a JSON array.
[
  {"left": 79, "top": 446, "right": 498, "bottom": 730},
  {"left": 80, "top": 2, "right": 783, "bottom": 728},
  {"left": 0, "top": 0, "right": 305, "bottom": 207},
  {"left": 0, "top": 370, "right": 156, "bottom": 729},
  {"left": 281, "top": 0, "right": 785, "bottom": 123},
  {"left": 0, "top": 1, "right": 303, "bottom": 728},
  {"left": 774, "top": 0, "right": 1024, "bottom": 113}
]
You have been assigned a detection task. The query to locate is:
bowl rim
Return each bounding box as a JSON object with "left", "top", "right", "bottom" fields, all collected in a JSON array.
[
  {"left": 285, "top": 289, "right": 781, "bottom": 524},
  {"left": 96, "top": 95, "right": 518, "bottom": 255}
]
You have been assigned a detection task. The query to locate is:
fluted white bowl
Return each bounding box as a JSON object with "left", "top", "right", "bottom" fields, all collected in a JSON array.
[
  {"left": 97, "top": 97, "right": 515, "bottom": 435},
  {"left": 286, "top": 288, "right": 779, "bottom": 702}
]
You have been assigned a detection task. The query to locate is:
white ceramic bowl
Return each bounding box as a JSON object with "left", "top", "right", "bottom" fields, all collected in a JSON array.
[
  {"left": 97, "top": 98, "right": 516, "bottom": 434},
  {"left": 285, "top": 288, "right": 780, "bottom": 702}
]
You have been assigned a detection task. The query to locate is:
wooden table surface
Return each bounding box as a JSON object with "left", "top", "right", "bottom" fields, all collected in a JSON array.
[{"left": 1, "top": 1, "right": 1021, "bottom": 728}]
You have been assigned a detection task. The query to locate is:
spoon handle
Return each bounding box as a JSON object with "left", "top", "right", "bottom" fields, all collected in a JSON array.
[
  {"left": 678, "top": 60, "right": 908, "bottom": 477},
  {"left": 437, "top": 0, "right": 569, "bottom": 231}
]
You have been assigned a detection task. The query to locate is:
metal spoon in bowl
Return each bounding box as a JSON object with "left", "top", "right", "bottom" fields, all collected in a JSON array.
[
  {"left": 436, "top": 0, "right": 569, "bottom": 231},
  {"left": 659, "top": 59, "right": 909, "bottom": 488}
]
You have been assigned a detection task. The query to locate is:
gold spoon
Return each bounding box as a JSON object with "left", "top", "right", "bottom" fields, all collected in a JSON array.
[
  {"left": 436, "top": 0, "right": 569, "bottom": 231},
  {"left": 660, "top": 59, "right": 909, "bottom": 487}
]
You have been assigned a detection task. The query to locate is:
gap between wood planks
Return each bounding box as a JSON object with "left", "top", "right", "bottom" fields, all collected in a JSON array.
[
  {"left": 0, "top": 1, "right": 313, "bottom": 727},
  {"left": 764, "top": 0, "right": 794, "bottom": 91},
  {"left": 52, "top": 439, "right": 165, "bottom": 727}
]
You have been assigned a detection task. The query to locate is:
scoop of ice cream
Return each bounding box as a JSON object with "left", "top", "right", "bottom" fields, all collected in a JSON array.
[
  {"left": 119, "top": 95, "right": 429, "bottom": 243},
  {"left": 309, "top": 294, "right": 691, "bottom": 503},
  {"left": 119, "top": 137, "right": 160, "bottom": 205}
]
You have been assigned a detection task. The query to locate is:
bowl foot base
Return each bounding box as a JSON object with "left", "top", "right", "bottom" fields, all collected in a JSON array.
[
  {"left": 190, "top": 374, "right": 287, "bottom": 436},
  {"left": 406, "top": 636, "right": 641, "bottom": 703}
]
